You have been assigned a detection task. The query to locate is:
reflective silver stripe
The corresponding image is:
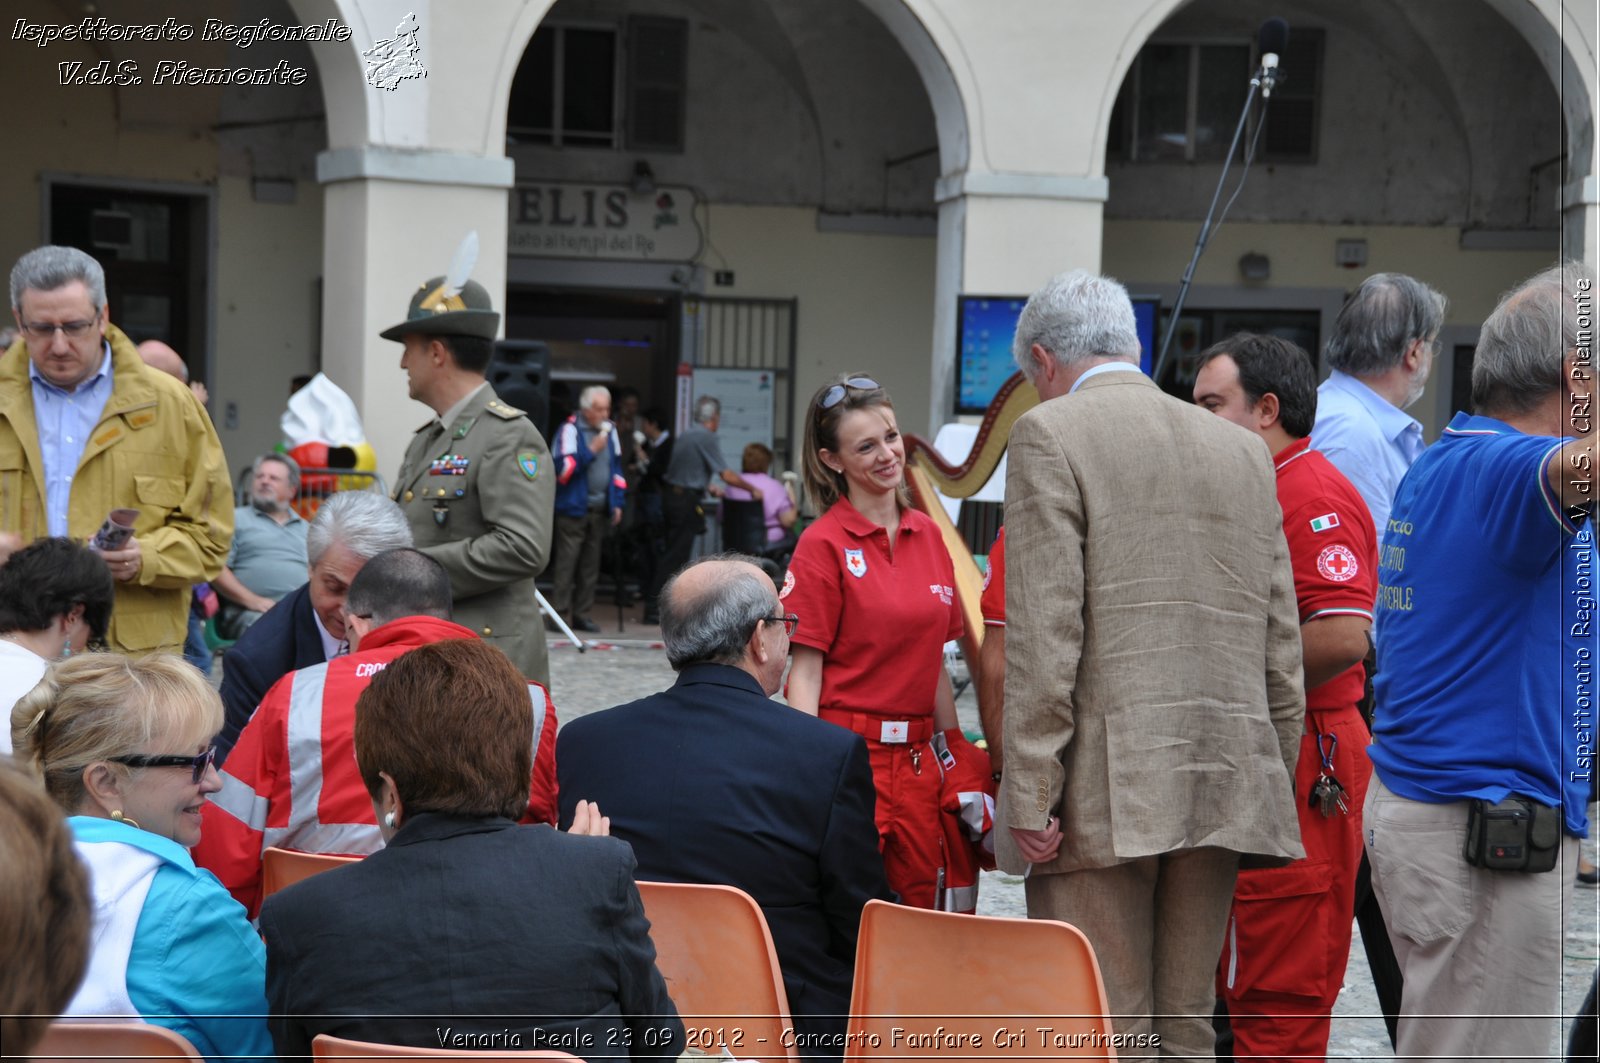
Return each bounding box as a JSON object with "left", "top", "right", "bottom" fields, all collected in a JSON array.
[
  {"left": 940, "top": 883, "right": 979, "bottom": 912},
  {"left": 1226, "top": 914, "right": 1238, "bottom": 990},
  {"left": 956, "top": 791, "right": 991, "bottom": 836},
  {"left": 263, "top": 820, "right": 382, "bottom": 855},
  {"left": 284, "top": 661, "right": 331, "bottom": 839},
  {"left": 211, "top": 771, "right": 270, "bottom": 830},
  {"left": 528, "top": 685, "right": 547, "bottom": 757},
  {"left": 276, "top": 661, "right": 386, "bottom": 854}
]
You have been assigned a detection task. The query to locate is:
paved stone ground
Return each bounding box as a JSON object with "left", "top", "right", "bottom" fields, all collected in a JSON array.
[{"left": 548, "top": 626, "right": 1600, "bottom": 1061}]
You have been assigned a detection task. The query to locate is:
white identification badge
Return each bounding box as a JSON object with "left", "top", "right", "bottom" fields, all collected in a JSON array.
[{"left": 844, "top": 548, "right": 868, "bottom": 579}]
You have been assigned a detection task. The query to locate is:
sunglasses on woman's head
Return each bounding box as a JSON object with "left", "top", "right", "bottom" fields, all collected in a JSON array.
[
  {"left": 819, "top": 376, "right": 880, "bottom": 410},
  {"left": 109, "top": 745, "right": 217, "bottom": 784}
]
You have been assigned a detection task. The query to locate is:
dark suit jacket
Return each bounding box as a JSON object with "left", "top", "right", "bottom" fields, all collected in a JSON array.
[
  {"left": 557, "top": 664, "right": 890, "bottom": 1056},
  {"left": 217, "top": 583, "right": 324, "bottom": 763},
  {"left": 260, "top": 813, "right": 682, "bottom": 1061}
]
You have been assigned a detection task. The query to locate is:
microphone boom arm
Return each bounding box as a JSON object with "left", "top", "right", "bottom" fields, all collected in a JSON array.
[{"left": 1150, "top": 70, "right": 1267, "bottom": 386}]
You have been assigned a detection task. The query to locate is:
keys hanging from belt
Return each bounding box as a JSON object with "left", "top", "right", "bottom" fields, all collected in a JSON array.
[{"left": 1307, "top": 731, "right": 1349, "bottom": 818}]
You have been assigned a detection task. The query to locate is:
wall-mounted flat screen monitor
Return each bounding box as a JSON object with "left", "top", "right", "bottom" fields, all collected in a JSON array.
[{"left": 955, "top": 293, "right": 1160, "bottom": 414}]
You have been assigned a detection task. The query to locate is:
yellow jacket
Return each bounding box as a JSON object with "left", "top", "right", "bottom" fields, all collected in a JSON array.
[{"left": 0, "top": 325, "right": 234, "bottom": 653}]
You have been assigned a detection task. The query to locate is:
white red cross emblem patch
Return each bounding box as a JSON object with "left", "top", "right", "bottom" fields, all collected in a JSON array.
[
  {"left": 1316, "top": 544, "right": 1359, "bottom": 582},
  {"left": 844, "top": 548, "right": 868, "bottom": 579}
]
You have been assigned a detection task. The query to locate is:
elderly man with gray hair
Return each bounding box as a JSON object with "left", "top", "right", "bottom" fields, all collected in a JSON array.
[
  {"left": 213, "top": 453, "right": 308, "bottom": 639},
  {"left": 1311, "top": 272, "right": 1448, "bottom": 533},
  {"left": 548, "top": 385, "right": 626, "bottom": 633},
  {"left": 216, "top": 489, "right": 412, "bottom": 762},
  {"left": 0, "top": 245, "right": 233, "bottom": 654},
  {"left": 557, "top": 554, "right": 888, "bottom": 1062},
  {"left": 998, "top": 269, "right": 1304, "bottom": 1058},
  {"left": 1364, "top": 261, "right": 1595, "bottom": 1059}
]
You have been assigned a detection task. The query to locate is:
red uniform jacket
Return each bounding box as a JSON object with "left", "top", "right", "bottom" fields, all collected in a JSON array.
[{"left": 193, "top": 614, "right": 558, "bottom": 917}]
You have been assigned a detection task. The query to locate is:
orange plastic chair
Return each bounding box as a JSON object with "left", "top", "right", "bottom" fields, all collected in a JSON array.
[
  {"left": 312, "top": 1033, "right": 585, "bottom": 1062},
  {"left": 635, "top": 880, "right": 799, "bottom": 1062},
  {"left": 261, "top": 847, "right": 361, "bottom": 899},
  {"left": 845, "top": 899, "right": 1118, "bottom": 1061},
  {"left": 33, "top": 1021, "right": 205, "bottom": 1062}
]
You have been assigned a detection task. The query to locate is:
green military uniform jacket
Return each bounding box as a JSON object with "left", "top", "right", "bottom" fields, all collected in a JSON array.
[
  {"left": 0, "top": 325, "right": 233, "bottom": 654},
  {"left": 394, "top": 383, "right": 554, "bottom": 684}
]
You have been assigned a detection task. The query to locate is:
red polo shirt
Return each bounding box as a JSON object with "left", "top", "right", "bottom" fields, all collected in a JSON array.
[
  {"left": 980, "top": 526, "right": 1006, "bottom": 627},
  {"left": 1275, "top": 437, "right": 1378, "bottom": 713},
  {"left": 782, "top": 497, "right": 963, "bottom": 717}
]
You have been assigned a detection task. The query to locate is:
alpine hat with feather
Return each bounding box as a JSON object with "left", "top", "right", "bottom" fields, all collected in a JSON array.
[{"left": 379, "top": 231, "right": 501, "bottom": 342}]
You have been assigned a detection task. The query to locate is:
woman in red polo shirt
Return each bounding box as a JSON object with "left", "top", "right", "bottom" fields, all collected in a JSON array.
[{"left": 782, "top": 374, "right": 964, "bottom": 909}]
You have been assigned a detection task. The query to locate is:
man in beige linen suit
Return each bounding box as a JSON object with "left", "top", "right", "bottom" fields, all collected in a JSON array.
[{"left": 999, "top": 271, "right": 1305, "bottom": 1058}]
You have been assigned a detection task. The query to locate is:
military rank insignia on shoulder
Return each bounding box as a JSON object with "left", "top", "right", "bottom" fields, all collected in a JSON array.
[
  {"left": 517, "top": 451, "right": 541, "bottom": 481},
  {"left": 486, "top": 399, "right": 526, "bottom": 421}
]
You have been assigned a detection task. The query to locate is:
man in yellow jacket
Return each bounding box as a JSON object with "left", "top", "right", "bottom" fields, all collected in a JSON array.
[{"left": 1, "top": 246, "right": 232, "bottom": 655}]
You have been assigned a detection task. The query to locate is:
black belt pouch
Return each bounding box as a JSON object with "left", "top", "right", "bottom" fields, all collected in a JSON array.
[{"left": 1463, "top": 794, "right": 1562, "bottom": 873}]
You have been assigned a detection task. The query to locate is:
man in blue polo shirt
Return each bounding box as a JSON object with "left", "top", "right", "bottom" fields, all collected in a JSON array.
[{"left": 1367, "top": 261, "right": 1594, "bottom": 1058}]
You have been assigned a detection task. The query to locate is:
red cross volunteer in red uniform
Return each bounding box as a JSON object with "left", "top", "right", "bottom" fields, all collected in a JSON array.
[
  {"left": 1193, "top": 336, "right": 1378, "bottom": 1060},
  {"left": 192, "top": 548, "right": 559, "bottom": 918},
  {"left": 783, "top": 374, "right": 978, "bottom": 910}
]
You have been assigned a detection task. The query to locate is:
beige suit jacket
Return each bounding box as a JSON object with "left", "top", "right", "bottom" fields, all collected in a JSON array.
[{"left": 997, "top": 370, "right": 1304, "bottom": 875}]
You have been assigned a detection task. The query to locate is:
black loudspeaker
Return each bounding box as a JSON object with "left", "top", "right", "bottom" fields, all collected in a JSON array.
[{"left": 489, "top": 340, "right": 553, "bottom": 437}]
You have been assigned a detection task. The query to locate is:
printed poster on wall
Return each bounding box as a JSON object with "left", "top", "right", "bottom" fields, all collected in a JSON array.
[{"left": 690, "top": 368, "right": 775, "bottom": 472}]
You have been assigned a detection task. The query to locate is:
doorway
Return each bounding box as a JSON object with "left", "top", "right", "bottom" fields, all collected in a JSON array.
[{"left": 47, "top": 181, "right": 211, "bottom": 381}]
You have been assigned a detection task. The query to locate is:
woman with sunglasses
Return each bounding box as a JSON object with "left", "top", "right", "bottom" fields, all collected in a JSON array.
[
  {"left": 10, "top": 654, "right": 271, "bottom": 1063},
  {"left": 783, "top": 374, "right": 966, "bottom": 909},
  {"left": 0, "top": 538, "right": 113, "bottom": 753}
]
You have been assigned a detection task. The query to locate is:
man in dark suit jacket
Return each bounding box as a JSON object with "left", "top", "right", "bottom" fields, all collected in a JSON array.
[
  {"left": 216, "top": 491, "right": 413, "bottom": 761},
  {"left": 559, "top": 557, "right": 890, "bottom": 1062}
]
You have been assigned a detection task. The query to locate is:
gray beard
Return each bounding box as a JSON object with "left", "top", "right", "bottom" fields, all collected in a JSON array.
[{"left": 251, "top": 493, "right": 288, "bottom": 516}]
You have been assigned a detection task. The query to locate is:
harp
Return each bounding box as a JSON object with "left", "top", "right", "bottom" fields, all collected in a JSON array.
[{"left": 901, "top": 371, "right": 1038, "bottom": 686}]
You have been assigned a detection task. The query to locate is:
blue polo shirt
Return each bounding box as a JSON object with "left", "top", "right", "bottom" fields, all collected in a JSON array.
[{"left": 1371, "top": 412, "right": 1592, "bottom": 836}]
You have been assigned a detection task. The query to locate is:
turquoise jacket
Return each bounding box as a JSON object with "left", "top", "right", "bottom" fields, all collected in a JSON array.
[{"left": 69, "top": 816, "right": 272, "bottom": 1062}]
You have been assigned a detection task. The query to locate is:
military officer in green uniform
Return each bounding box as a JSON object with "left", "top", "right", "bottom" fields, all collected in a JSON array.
[{"left": 382, "top": 272, "right": 555, "bottom": 684}]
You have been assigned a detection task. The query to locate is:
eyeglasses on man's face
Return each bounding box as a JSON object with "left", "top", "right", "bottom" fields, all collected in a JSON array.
[
  {"left": 19, "top": 316, "right": 100, "bottom": 341},
  {"left": 819, "top": 376, "right": 879, "bottom": 410},
  {"left": 109, "top": 745, "right": 217, "bottom": 785},
  {"left": 758, "top": 614, "right": 799, "bottom": 637}
]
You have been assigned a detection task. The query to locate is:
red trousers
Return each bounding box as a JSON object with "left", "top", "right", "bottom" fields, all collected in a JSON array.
[
  {"left": 863, "top": 739, "right": 945, "bottom": 909},
  {"left": 1217, "top": 705, "right": 1371, "bottom": 1062}
]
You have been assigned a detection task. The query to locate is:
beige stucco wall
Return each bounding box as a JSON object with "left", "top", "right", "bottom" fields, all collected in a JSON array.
[
  {"left": 705, "top": 205, "right": 937, "bottom": 443},
  {"left": 1103, "top": 220, "right": 1555, "bottom": 326},
  {"left": 211, "top": 176, "right": 326, "bottom": 476}
]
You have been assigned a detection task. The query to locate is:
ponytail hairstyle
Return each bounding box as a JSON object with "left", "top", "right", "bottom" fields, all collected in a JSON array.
[{"left": 801, "top": 372, "right": 900, "bottom": 514}]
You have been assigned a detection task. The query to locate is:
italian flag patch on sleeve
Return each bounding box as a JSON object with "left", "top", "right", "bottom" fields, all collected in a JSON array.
[{"left": 1309, "top": 513, "right": 1340, "bottom": 533}]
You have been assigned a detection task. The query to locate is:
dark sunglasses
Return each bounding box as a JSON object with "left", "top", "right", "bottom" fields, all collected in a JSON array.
[
  {"left": 819, "top": 376, "right": 880, "bottom": 410},
  {"left": 109, "top": 745, "right": 217, "bottom": 784}
]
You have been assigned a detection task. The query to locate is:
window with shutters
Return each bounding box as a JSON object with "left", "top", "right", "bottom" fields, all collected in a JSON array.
[
  {"left": 1258, "top": 30, "right": 1323, "bottom": 163},
  {"left": 507, "top": 18, "right": 688, "bottom": 153},
  {"left": 626, "top": 17, "right": 687, "bottom": 153},
  {"left": 1107, "top": 30, "right": 1322, "bottom": 164}
]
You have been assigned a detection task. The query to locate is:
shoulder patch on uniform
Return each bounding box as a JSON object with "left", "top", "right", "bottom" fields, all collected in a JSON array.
[
  {"left": 1309, "top": 512, "right": 1341, "bottom": 533},
  {"left": 1316, "top": 544, "right": 1359, "bottom": 582},
  {"left": 517, "top": 451, "right": 541, "bottom": 481},
  {"left": 779, "top": 569, "right": 795, "bottom": 599},
  {"left": 485, "top": 400, "right": 526, "bottom": 421}
]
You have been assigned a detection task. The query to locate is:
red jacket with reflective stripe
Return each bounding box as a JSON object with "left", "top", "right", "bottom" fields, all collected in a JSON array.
[{"left": 192, "top": 615, "right": 559, "bottom": 917}]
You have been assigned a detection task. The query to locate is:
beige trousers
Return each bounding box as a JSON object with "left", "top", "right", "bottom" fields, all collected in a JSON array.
[
  {"left": 1364, "top": 776, "right": 1577, "bottom": 1062},
  {"left": 1025, "top": 847, "right": 1238, "bottom": 1061}
]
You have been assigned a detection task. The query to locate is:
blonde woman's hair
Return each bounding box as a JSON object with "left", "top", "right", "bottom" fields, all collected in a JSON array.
[
  {"left": 10, "top": 653, "right": 221, "bottom": 812},
  {"left": 801, "top": 373, "right": 899, "bottom": 514}
]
